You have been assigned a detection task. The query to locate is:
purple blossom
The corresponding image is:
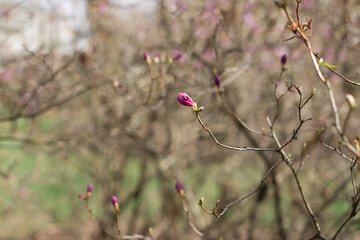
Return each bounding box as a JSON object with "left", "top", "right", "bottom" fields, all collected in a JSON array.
[
  {"left": 111, "top": 195, "right": 119, "bottom": 212},
  {"left": 87, "top": 184, "right": 93, "bottom": 193},
  {"left": 78, "top": 193, "right": 84, "bottom": 199},
  {"left": 281, "top": 54, "right": 287, "bottom": 66},
  {"left": 175, "top": 181, "right": 184, "bottom": 196},
  {"left": 112, "top": 195, "right": 118, "bottom": 206},
  {"left": 176, "top": 93, "right": 194, "bottom": 107},
  {"left": 214, "top": 75, "right": 221, "bottom": 88},
  {"left": 172, "top": 50, "right": 183, "bottom": 60},
  {"left": 143, "top": 52, "right": 150, "bottom": 60},
  {"left": 303, "top": 0, "right": 313, "bottom": 7},
  {"left": 202, "top": 49, "right": 216, "bottom": 61},
  {"left": 154, "top": 53, "right": 160, "bottom": 63}
]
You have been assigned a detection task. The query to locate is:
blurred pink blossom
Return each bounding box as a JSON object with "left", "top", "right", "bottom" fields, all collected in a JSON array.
[
  {"left": 113, "top": 80, "right": 120, "bottom": 87},
  {"left": 172, "top": 50, "right": 183, "bottom": 60},
  {"left": 172, "top": 0, "right": 187, "bottom": 15},
  {"left": 95, "top": 3, "right": 108, "bottom": 13},
  {"left": 195, "top": 0, "right": 220, "bottom": 39},
  {"left": 0, "top": 8, "right": 10, "bottom": 18},
  {"left": 195, "top": 27, "right": 211, "bottom": 39},
  {"left": 202, "top": 49, "right": 216, "bottom": 61},
  {"left": 192, "top": 59, "right": 203, "bottom": 69},
  {"left": 244, "top": 1, "right": 253, "bottom": 11},
  {"left": 250, "top": 25, "right": 262, "bottom": 34},
  {"left": 303, "top": 0, "right": 313, "bottom": 8},
  {"left": 1, "top": 69, "right": 13, "bottom": 82},
  {"left": 243, "top": 13, "right": 262, "bottom": 34},
  {"left": 243, "top": 13, "right": 255, "bottom": 26}
]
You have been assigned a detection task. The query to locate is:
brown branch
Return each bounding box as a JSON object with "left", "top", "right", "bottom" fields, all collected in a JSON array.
[
  {"left": 199, "top": 159, "right": 283, "bottom": 218},
  {"left": 195, "top": 112, "right": 277, "bottom": 152},
  {"left": 316, "top": 130, "right": 354, "bottom": 163},
  {"left": 219, "top": 93, "right": 270, "bottom": 137}
]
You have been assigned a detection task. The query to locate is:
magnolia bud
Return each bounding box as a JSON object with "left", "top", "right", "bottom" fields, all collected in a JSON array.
[
  {"left": 143, "top": 52, "right": 152, "bottom": 65},
  {"left": 154, "top": 53, "right": 160, "bottom": 64},
  {"left": 175, "top": 181, "right": 185, "bottom": 197},
  {"left": 86, "top": 184, "right": 93, "bottom": 198},
  {"left": 177, "top": 92, "right": 194, "bottom": 107},
  {"left": 112, "top": 195, "right": 119, "bottom": 212},
  {"left": 281, "top": 54, "right": 287, "bottom": 71},
  {"left": 214, "top": 75, "right": 221, "bottom": 88},
  {"left": 172, "top": 50, "right": 183, "bottom": 60}
]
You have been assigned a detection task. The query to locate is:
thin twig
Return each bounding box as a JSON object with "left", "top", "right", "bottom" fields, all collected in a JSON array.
[
  {"left": 182, "top": 198, "right": 205, "bottom": 238},
  {"left": 316, "top": 130, "right": 354, "bottom": 163},
  {"left": 195, "top": 112, "right": 277, "bottom": 152},
  {"left": 199, "top": 159, "right": 284, "bottom": 218},
  {"left": 219, "top": 93, "right": 270, "bottom": 137}
]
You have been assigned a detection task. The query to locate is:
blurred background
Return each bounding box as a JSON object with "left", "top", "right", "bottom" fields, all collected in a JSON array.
[{"left": 1, "top": 0, "right": 360, "bottom": 239}]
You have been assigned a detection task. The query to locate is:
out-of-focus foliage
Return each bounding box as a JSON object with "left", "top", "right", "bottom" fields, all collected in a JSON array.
[{"left": 1, "top": 0, "right": 360, "bottom": 239}]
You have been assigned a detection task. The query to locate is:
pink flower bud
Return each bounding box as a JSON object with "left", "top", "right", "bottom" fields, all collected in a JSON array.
[
  {"left": 214, "top": 75, "right": 221, "bottom": 88},
  {"left": 143, "top": 52, "right": 151, "bottom": 64},
  {"left": 172, "top": 50, "right": 183, "bottom": 60},
  {"left": 281, "top": 54, "right": 287, "bottom": 65},
  {"left": 112, "top": 195, "right": 118, "bottom": 205},
  {"left": 176, "top": 93, "right": 194, "bottom": 107},
  {"left": 78, "top": 193, "right": 84, "bottom": 199},
  {"left": 87, "top": 184, "right": 93, "bottom": 193},
  {"left": 154, "top": 53, "right": 160, "bottom": 64},
  {"left": 281, "top": 54, "right": 287, "bottom": 71},
  {"left": 86, "top": 184, "right": 93, "bottom": 198},
  {"left": 112, "top": 195, "right": 119, "bottom": 212},
  {"left": 143, "top": 52, "right": 150, "bottom": 60},
  {"left": 175, "top": 181, "right": 185, "bottom": 197}
]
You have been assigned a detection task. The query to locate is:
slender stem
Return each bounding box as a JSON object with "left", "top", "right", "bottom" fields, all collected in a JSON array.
[
  {"left": 291, "top": 167, "right": 322, "bottom": 233},
  {"left": 331, "top": 210, "right": 356, "bottom": 240},
  {"left": 296, "top": 2, "right": 301, "bottom": 30},
  {"left": 217, "top": 159, "right": 283, "bottom": 217},
  {"left": 219, "top": 94, "right": 270, "bottom": 137},
  {"left": 115, "top": 214, "right": 123, "bottom": 240},
  {"left": 195, "top": 112, "right": 277, "bottom": 152},
  {"left": 182, "top": 198, "right": 205, "bottom": 238},
  {"left": 267, "top": 114, "right": 322, "bottom": 235}
]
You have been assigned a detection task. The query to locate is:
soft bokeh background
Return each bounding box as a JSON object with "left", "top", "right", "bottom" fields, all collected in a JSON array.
[{"left": 1, "top": 0, "right": 360, "bottom": 239}]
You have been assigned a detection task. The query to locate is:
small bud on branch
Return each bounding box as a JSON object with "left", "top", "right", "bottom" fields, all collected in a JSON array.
[
  {"left": 214, "top": 74, "right": 221, "bottom": 88},
  {"left": 346, "top": 94, "right": 357, "bottom": 109},
  {"left": 143, "top": 52, "right": 152, "bottom": 65},
  {"left": 281, "top": 54, "right": 287, "bottom": 71},
  {"left": 172, "top": 50, "right": 183, "bottom": 60},
  {"left": 177, "top": 92, "right": 194, "bottom": 107},
  {"left": 112, "top": 195, "right": 119, "bottom": 212}
]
